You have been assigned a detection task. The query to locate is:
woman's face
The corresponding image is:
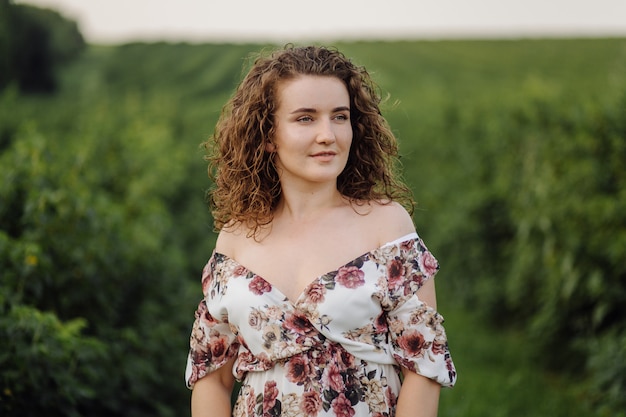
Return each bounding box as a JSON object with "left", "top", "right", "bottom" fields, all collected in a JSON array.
[{"left": 270, "top": 75, "right": 353, "bottom": 189}]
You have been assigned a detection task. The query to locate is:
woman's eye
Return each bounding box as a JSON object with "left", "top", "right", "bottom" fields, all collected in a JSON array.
[
  {"left": 297, "top": 116, "right": 313, "bottom": 122},
  {"left": 334, "top": 114, "right": 349, "bottom": 121}
]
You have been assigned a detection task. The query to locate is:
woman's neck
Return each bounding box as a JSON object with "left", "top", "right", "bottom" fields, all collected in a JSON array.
[{"left": 274, "top": 183, "right": 346, "bottom": 224}]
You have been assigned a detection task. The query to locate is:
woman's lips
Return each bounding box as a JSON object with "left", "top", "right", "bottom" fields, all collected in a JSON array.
[{"left": 311, "top": 151, "right": 336, "bottom": 161}]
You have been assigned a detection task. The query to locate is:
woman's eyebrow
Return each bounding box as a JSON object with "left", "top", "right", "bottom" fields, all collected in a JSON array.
[
  {"left": 290, "top": 106, "right": 350, "bottom": 114},
  {"left": 290, "top": 107, "right": 317, "bottom": 114}
]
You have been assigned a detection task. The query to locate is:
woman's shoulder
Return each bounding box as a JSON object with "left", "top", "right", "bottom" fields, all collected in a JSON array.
[
  {"left": 359, "top": 200, "right": 416, "bottom": 246},
  {"left": 214, "top": 221, "right": 257, "bottom": 258}
]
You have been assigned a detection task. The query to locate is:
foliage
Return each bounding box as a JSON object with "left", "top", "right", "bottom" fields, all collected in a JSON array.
[
  {"left": 0, "top": 86, "right": 197, "bottom": 416},
  {"left": 1, "top": 36, "right": 625, "bottom": 416},
  {"left": 584, "top": 329, "right": 626, "bottom": 416},
  {"left": 339, "top": 39, "right": 626, "bottom": 415},
  {"left": 0, "top": 304, "right": 106, "bottom": 417},
  {"left": 438, "top": 91, "right": 626, "bottom": 414},
  {"left": 438, "top": 305, "right": 593, "bottom": 417},
  {"left": 0, "top": 0, "right": 85, "bottom": 93}
]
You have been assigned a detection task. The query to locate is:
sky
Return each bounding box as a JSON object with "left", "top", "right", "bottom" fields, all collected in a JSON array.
[{"left": 17, "top": 0, "right": 626, "bottom": 44}]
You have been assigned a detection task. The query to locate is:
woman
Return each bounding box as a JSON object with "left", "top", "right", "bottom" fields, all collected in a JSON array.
[{"left": 186, "top": 45, "right": 456, "bottom": 417}]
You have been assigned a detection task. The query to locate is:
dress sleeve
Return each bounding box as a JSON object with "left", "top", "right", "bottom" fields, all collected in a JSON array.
[
  {"left": 383, "top": 238, "right": 457, "bottom": 387},
  {"left": 185, "top": 258, "right": 240, "bottom": 389}
]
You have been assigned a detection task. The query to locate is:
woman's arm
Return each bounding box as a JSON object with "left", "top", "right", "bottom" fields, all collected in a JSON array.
[
  {"left": 396, "top": 370, "right": 441, "bottom": 417},
  {"left": 395, "top": 275, "right": 442, "bottom": 416},
  {"left": 191, "top": 356, "right": 236, "bottom": 417}
]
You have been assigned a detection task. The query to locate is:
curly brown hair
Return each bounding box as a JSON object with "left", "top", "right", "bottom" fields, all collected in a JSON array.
[{"left": 205, "top": 44, "right": 414, "bottom": 236}]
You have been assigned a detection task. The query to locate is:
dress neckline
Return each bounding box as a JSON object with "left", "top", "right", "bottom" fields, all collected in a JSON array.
[{"left": 211, "top": 233, "right": 418, "bottom": 306}]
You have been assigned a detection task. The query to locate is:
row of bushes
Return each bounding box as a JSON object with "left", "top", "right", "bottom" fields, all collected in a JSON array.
[
  {"left": 427, "top": 87, "right": 626, "bottom": 414},
  {"left": 0, "top": 0, "right": 85, "bottom": 92},
  {"left": 0, "top": 86, "right": 202, "bottom": 415},
  {"left": 1, "top": 33, "right": 625, "bottom": 415},
  {"left": 346, "top": 39, "right": 626, "bottom": 414}
]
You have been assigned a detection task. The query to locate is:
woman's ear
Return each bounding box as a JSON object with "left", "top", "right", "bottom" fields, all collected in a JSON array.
[{"left": 266, "top": 141, "right": 276, "bottom": 152}]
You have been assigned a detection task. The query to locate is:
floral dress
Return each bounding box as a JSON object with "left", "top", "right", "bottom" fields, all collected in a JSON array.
[{"left": 185, "top": 233, "right": 457, "bottom": 417}]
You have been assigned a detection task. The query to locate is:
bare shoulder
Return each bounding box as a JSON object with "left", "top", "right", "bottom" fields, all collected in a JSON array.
[
  {"left": 214, "top": 221, "right": 255, "bottom": 258},
  {"left": 364, "top": 201, "right": 416, "bottom": 245}
]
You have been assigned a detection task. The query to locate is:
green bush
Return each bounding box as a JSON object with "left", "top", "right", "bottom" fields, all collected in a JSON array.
[
  {"left": 0, "top": 90, "right": 197, "bottom": 416},
  {"left": 0, "top": 0, "right": 85, "bottom": 93},
  {"left": 0, "top": 304, "right": 106, "bottom": 417},
  {"left": 2, "top": 37, "right": 625, "bottom": 416},
  {"left": 432, "top": 87, "right": 626, "bottom": 414},
  {"left": 585, "top": 329, "right": 626, "bottom": 416}
]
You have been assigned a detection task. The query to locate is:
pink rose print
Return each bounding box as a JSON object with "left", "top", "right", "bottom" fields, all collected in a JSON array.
[
  {"left": 209, "top": 333, "right": 231, "bottom": 364},
  {"left": 304, "top": 282, "right": 326, "bottom": 303},
  {"left": 300, "top": 391, "right": 322, "bottom": 417},
  {"left": 249, "top": 276, "right": 272, "bottom": 295},
  {"left": 284, "top": 311, "right": 314, "bottom": 336},
  {"left": 400, "top": 239, "right": 414, "bottom": 251},
  {"left": 326, "top": 363, "right": 345, "bottom": 392},
  {"left": 374, "top": 312, "right": 387, "bottom": 333},
  {"left": 397, "top": 329, "right": 428, "bottom": 358},
  {"left": 263, "top": 380, "right": 279, "bottom": 415},
  {"left": 187, "top": 361, "right": 204, "bottom": 386},
  {"left": 387, "top": 258, "right": 406, "bottom": 289},
  {"left": 385, "top": 386, "right": 398, "bottom": 408},
  {"left": 287, "top": 355, "right": 313, "bottom": 385},
  {"left": 234, "top": 265, "right": 249, "bottom": 276},
  {"left": 310, "top": 344, "right": 331, "bottom": 368},
  {"left": 331, "top": 393, "right": 355, "bottom": 417},
  {"left": 337, "top": 347, "right": 355, "bottom": 369},
  {"left": 418, "top": 250, "right": 439, "bottom": 277},
  {"left": 403, "top": 273, "right": 426, "bottom": 296},
  {"left": 336, "top": 265, "right": 365, "bottom": 289},
  {"left": 246, "top": 387, "right": 256, "bottom": 416}
]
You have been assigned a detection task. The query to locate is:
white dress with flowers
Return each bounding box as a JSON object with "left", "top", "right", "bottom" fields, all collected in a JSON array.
[{"left": 185, "top": 233, "right": 456, "bottom": 417}]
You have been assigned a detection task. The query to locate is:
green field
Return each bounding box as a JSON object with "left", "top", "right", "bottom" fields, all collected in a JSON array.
[{"left": 2, "top": 38, "right": 625, "bottom": 416}]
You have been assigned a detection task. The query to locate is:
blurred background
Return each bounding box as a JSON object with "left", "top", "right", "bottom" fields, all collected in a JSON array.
[{"left": 1, "top": 0, "right": 625, "bottom": 416}]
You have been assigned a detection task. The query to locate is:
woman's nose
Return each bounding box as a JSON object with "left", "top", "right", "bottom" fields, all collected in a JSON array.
[{"left": 316, "top": 119, "right": 336, "bottom": 143}]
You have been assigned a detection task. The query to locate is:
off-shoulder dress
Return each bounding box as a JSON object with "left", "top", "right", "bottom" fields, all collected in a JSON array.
[{"left": 185, "top": 233, "right": 456, "bottom": 417}]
